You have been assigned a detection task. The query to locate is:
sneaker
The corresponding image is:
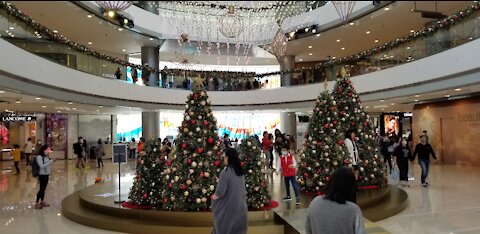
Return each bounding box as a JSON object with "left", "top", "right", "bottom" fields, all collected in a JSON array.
[
  {"left": 282, "top": 196, "right": 292, "bottom": 201},
  {"left": 296, "top": 200, "right": 301, "bottom": 205},
  {"left": 40, "top": 201, "right": 50, "bottom": 207},
  {"left": 34, "top": 203, "right": 43, "bottom": 209},
  {"left": 422, "top": 183, "right": 428, "bottom": 187}
]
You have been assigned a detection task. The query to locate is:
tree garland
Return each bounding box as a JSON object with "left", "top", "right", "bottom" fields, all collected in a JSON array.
[{"left": 1, "top": 1, "right": 478, "bottom": 78}]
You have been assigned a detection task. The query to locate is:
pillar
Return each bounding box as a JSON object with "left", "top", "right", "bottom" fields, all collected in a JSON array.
[
  {"left": 142, "top": 111, "right": 159, "bottom": 140},
  {"left": 280, "top": 112, "right": 297, "bottom": 140},
  {"left": 141, "top": 46, "right": 159, "bottom": 87},
  {"left": 278, "top": 55, "right": 295, "bottom": 86}
]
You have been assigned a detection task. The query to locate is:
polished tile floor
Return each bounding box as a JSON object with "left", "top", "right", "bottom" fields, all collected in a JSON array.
[{"left": 0, "top": 159, "right": 479, "bottom": 234}]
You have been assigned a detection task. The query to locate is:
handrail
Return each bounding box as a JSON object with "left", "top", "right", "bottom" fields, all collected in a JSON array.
[{"left": 0, "top": 1, "right": 479, "bottom": 92}]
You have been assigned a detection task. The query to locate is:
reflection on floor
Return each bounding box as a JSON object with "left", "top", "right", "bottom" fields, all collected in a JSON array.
[{"left": 0, "top": 159, "right": 479, "bottom": 233}]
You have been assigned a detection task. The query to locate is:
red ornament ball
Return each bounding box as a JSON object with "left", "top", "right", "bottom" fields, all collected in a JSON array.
[
  {"left": 317, "top": 169, "right": 321, "bottom": 173},
  {"left": 181, "top": 143, "right": 187, "bottom": 149},
  {"left": 214, "top": 160, "right": 220, "bottom": 167},
  {"left": 197, "top": 148, "right": 204, "bottom": 154},
  {"left": 181, "top": 184, "right": 186, "bottom": 190},
  {"left": 166, "top": 159, "right": 172, "bottom": 167},
  {"left": 191, "top": 120, "right": 196, "bottom": 125},
  {"left": 348, "top": 92, "right": 352, "bottom": 97},
  {"left": 163, "top": 198, "right": 168, "bottom": 203},
  {"left": 208, "top": 138, "right": 214, "bottom": 144},
  {"left": 168, "top": 183, "right": 173, "bottom": 189},
  {"left": 346, "top": 80, "right": 351, "bottom": 84},
  {"left": 338, "top": 140, "right": 343, "bottom": 145},
  {"left": 193, "top": 94, "right": 199, "bottom": 99},
  {"left": 241, "top": 161, "right": 245, "bottom": 167},
  {"left": 351, "top": 122, "right": 356, "bottom": 126},
  {"left": 203, "top": 120, "right": 208, "bottom": 126},
  {"left": 364, "top": 122, "right": 369, "bottom": 126},
  {"left": 200, "top": 172, "right": 205, "bottom": 177},
  {"left": 187, "top": 159, "right": 192, "bottom": 164},
  {"left": 143, "top": 194, "right": 148, "bottom": 199},
  {"left": 333, "top": 121, "right": 337, "bottom": 125},
  {"left": 304, "top": 173, "right": 309, "bottom": 178},
  {"left": 260, "top": 181, "right": 265, "bottom": 187},
  {"left": 338, "top": 88, "right": 342, "bottom": 92},
  {"left": 324, "top": 124, "right": 329, "bottom": 128}
]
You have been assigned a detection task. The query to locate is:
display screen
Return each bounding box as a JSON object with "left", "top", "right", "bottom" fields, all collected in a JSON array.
[{"left": 384, "top": 115, "right": 400, "bottom": 137}]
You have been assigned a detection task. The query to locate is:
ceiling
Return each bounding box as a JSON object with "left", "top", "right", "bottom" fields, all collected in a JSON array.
[
  {"left": 289, "top": 1, "right": 471, "bottom": 62},
  {"left": 9, "top": 1, "right": 472, "bottom": 65}
]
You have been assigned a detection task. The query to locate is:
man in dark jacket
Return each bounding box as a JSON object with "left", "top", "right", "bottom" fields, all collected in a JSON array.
[
  {"left": 74, "top": 137, "right": 85, "bottom": 169},
  {"left": 412, "top": 135, "right": 437, "bottom": 187}
]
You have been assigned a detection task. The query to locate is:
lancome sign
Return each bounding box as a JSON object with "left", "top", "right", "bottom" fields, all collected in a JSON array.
[{"left": 1, "top": 115, "right": 37, "bottom": 122}]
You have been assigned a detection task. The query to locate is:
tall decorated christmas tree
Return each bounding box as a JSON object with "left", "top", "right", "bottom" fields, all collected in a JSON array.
[
  {"left": 332, "top": 77, "right": 387, "bottom": 186},
  {"left": 297, "top": 90, "right": 351, "bottom": 194},
  {"left": 237, "top": 136, "right": 271, "bottom": 209},
  {"left": 128, "top": 140, "right": 164, "bottom": 207},
  {"left": 162, "top": 78, "right": 223, "bottom": 211}
]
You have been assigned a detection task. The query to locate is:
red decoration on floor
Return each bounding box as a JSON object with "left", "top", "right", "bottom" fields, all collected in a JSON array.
[
  {"left": 248, "top": 200, "right": 279, "bottom": 211},
  {"left": 358, "top": 185, "right": 379, "bottom": 190},
  {"left": 122, "top": 202, "right": 152, "bottom": 209}
]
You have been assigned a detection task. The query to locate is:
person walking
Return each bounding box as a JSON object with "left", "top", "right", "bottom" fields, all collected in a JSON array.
[
  {"left": 393, "top": 138, "right": 413, "bottom": 187},
  {"left": 95, "top": 139, "right": 105, "bottom": 168},
  {"left": 344, "top": 129, "right": 360, "bottom": 179},
  {"left": 412, "top": 135, "right": 437, "bottom": 187},
  {"left": 73, "top": 137, "right": 85, "bottom": 169},
  {"left": 211, "top": 148, "right": 248, "bottom": 234},
  {"left": 379, "top": 133, "right": 392, "bottom": 174},
  {"left": 128, "top": 138, "right": 136, "bottom": 159},
  {"left": 24, "top": 138, "right": 34, "bottom": 166},
  {"left": 305, "top": 167, "right": 365, "bottom": 234},
  {"left": 12, "top": 144, "right": 21, "bottom": 175},
  {"left": 276, "top": 144, "right": 300, "bottom": 205},
  {"left": 223, "top": 133, "right": 232, "bottom": 150},
  {"left": 262, "top": 131, "right": 272, "bottom": 170},
  {"left": 35, "top": 146, "right": 55, "bottom": 209},
  {"left": 115, "top": 67, "right": 122, "bottom": 80}
]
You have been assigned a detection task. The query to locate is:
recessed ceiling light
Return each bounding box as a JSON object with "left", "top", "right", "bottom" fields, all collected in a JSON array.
[
  {"left": 316, "top": 34, "right": 320, "bottom": 37},
  {"left": 118, "top": 28, "right": 123, "bottom": 31},
  {"left": 42, "top": 106, "right": 46, "bottom": 108},
  {"left": 299, "top": 59, "right": 303, "bottom": 62},
  {"left": 88, "top": 42, "right": 92, "bottom": 45},
  {"left": 57, "top": 111, "right": 61, "bottom": 113},
  {"left": 122, "top": 49, "right": 126, "bottom": 52},
  {"left": 87, "top": 14, "right": 93, "bottom": 18},
  {"left": 311, "top": 29, "right": 317, "bottom": 33},
  {"left": 149, "top": 37, "right": 153, "bottom": 40},
  {"left": 381, "top": 108, "right": 385, "bottom": 111},
  {"left": 53, "top": 30, "right": 58, "bottom": 33},
  {"left": 414, "top": 99, "right": 419, "bottom": 102},
  {"left": 410, "top": 29, "right": 415, "bottom": 33},
  {"left": 99, "top": 106, "right": 103, "bottom": 108},
  {"left": 365, "top": 106, "right": 369, "bottom": 109},
  {"left": 336, "top": 39, "right": 340, "bottom": 42},
  {"left": 305, "top": 28, "right": 309, "bottom": 32},
  {"left": 455, "top": 88, "right": 461, "bottom": 91},
  {"left": 96, "top": 110, "right": 100, "bottom": 112},
  {"left": 384, "top": 7, "right": 390, "bottom": 11},
  {"left": 374, "top": 39, "right": 379, "bottom": 43},
  {"left": 35, "top": 97, "right": 41, "bottom": 100},
  {"left": 445, "top": 94, "right": 451, "bottom": 98},
  {"left": 414, "top": 94, "right": 419, "bottom": 97},
  {"left": 332, "top": 56, "right": 336, "bottom": 59},
  {"left": 0, "top": 91, "right": 4, "bottom": 93},
  {"left": 349, "top": 22, "right": 354, "bottom": 26},
  {"left": 341, "top": 47, "right": 345, "bottom": 50},
  {"left": 72, "top": 107, "right": 77, "bottom": 110},
  {"left": 9, "top": 27, "right": 14, "bottom": 30},
  {"left": 308, "top": 45, "right": 312, "bottom": 49},
  {"left": 15, "top": 100, "right": 21, "bottom": 104},
  {"left": 102, "top": 64, "right": 106, "bottom": 67},
  {"left": 391, "top": 103, "right": 395, "bottom": 106},
  {"left": 289, "top": 31, "right": 295, "bottom": 37},
  {"left": 380, "top": 99, "right": 384, "bottom": 102},
  {"left": 68, "top": 102, "right": 73, "bottom": 105},
  {"left": 309, "top": 53, "right": 313, "bottom": 56},
  {"left": 406, "top": 46, "right": 411, "bottom": 50},
  {"left": 410, "top": 9, "right": 414, "bottom": 12},
  {"left": 366, "top": 31, "right": 371, "bottom": 34}
]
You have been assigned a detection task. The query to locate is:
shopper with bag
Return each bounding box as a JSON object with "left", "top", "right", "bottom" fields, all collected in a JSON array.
[
  {"left": 393, "top": 138, "right": 413, "bottom": 187},
  {"left": 35, "top": 146, "right": 55, "bottom": 209}
]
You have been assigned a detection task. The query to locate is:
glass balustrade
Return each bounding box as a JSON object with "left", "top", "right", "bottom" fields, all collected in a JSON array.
[{"left": 0, "top": 4, "right": 479, "bottom": 92}]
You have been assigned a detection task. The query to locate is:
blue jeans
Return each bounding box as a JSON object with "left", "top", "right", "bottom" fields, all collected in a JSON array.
[
  {"left": 419, "top": 159, "right": 430, "bottom": 184},
  {"left": 284, "top": 176, "right": 300, "bottom": 200}
]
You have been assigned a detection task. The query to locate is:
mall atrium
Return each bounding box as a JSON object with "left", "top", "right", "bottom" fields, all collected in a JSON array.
[{"left": 0, "top": 1, "right": 480, "bottom": 234}]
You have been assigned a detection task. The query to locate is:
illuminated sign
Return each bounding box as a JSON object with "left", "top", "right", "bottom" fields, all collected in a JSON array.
[{"left": 1, "top": 115, "right": 37, "bottom": 122}]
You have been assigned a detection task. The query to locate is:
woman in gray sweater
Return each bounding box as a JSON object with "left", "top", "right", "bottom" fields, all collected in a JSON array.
[
  {"left": 306, "top": 167, "right": 365, "bottom": 234},
  {"left": 211, "top": 148, "right": 248, "bottom": 234}
]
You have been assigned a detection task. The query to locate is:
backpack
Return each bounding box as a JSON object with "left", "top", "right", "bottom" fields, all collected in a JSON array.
[{"left": 31, "top": 156, "right": 43, "bottom": 177}]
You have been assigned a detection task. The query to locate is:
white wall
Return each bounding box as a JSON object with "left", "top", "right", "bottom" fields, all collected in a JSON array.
[{"left": 1, "top": 38, "right": 480, "bottom": 108}]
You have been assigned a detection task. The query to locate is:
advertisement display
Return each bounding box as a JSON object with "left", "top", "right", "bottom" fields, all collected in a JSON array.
[
  {"left": 46, "top": 113, "right": 68, "bottom": 152},
  {"left": 383, "top": 114, "right": 400, "bottom": 137}
]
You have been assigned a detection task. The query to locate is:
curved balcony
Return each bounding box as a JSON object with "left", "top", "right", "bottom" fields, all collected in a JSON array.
[{"left": 1, "top": 3, "right": 480, "bottom": 110}]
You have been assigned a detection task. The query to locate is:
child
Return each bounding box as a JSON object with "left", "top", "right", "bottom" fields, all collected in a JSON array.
[
  {"left": 12, "top": 144, "right": 21, "bottom": 175},
  {"left": 276, "top": 144, "right": 300, "bottom": 205}
]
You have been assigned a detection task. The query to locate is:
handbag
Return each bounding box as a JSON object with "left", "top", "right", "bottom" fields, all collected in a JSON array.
[{"left": 391, "top": 167, "right": 399, "bottom": 181}]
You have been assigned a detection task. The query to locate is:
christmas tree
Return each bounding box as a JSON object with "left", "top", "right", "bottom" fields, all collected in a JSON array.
[
  {"left": 237, "top": 136, "right": 271, "bottom": 209},
  {"left": 128, "top": 140, "right": 164, "bottom": 207},
  {"left": 332, "top": 77, "right": 387, "bottom": 186},
  {"left": 297, "top": 91, "right": 351, "bottom": 194},
  {"left": 162, "top": 80, "right": 223, "bottom": 211}
]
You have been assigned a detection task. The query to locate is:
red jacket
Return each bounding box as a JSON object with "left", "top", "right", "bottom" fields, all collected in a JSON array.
[
  {"left": 279, "top": 153, "right": 296, "bottom": 177},
  {"left": 262, "top": 138, "right": 272, "bottom": 151}
]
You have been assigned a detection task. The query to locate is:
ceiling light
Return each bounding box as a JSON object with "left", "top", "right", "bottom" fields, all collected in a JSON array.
[
  {"left": 68, "top": 102, "right": 73, "bottom": 105},
  {"left": 305, "top": 28, "right": 309, "bottom": 32},
  {"left": 332, "top": 56, "right": 336, "bottom": 59},
  {"left": 96, "top": 110, "right": 100, "bottom": 112},
  {"left": 102, "top": 64, "right": 106, "bottom": 67},
  {"left": 414, "top": 94, "right": 419, "bottom": 97},
  {"left": 88, "top": 42, "right": 92, "bottom": 45},
  {"left": 53, "top": 30, "right": 58, "bottom": 33},
  {"left": 299, "top": 59, "right": 303, "bottom": 62},
  {"left": 406, "top": 46, "right": 411, "bottom": 50},
  {"left": 72, "top": 107, "right": 77, "bottom": 110},
  {"left": 316, "top": 34, "right": 320, "bottom": 37},
  {"left": 455, "top": 88, "right": 461, "bottom": 91},
  {"left": 308, "top": 45, "right": 312, "bottom": 49},
  {"left": 9, "top": 27, "right": 14, "bottom": 30},
  {"left": 0, "top": 91, "right": 4, "bottom": 93},
  {"left": 57, "top": 111, "right": 61, "bottom": 113},
  {"left": 289, "top": 31, "right": 295, "bottom": 37},
  {"left": 445, "top": 94, "right": 451, "bottom": 98},
  {"left": 380, "top": 99, "right": 384, "bottom": 102},
  {"left": 336, "top": 39, "right": 340, "bottom": 42},
  {"left": 374, "top": 39, "right": 379, "bottom": 43},
  {"left": 384, "top": 7, "right": 390, "bottom": 11},
  {"left": 391, "top": 103, "right": 395, "bottom": 106},
  {"left": 381, "top": 108, "right": 385, "bottom": 111},
  {"left": 309, "top": 53, "right": 313, "bottom": 56},
  {"left": 410, "top": 9, "right": 414, "bottom": 12},
  {"left": 15, "top": 100, "right": 21, "bottom": 104},
  {"left": 118, "top": 28, "right": 123, "bottom": 31},
  {"left": 349, "top": 22, "right": 354, "bottom": 26},
  {"left": 366, "top": 31, "right": 370, "bottom": 34},
  {"left": 149, "top": 37, "right": 153, "bottom": 40},
  {"left": 35, "top": 97, "right": 41, "bottom": 100},
  {"left": 311, "top": 29, "right": 316, "bottom": 33},
  {"left": 107, "top": 10, "right": 116, "bottom": 18},
  {"left": 122, "top": 49, "right": 126, "bottom": 52},
  {"left": 99, "top": 106, "right": 103, "bottom": 108},
  {"left": 341, "top": 47, "right": 345, "bottom": 50},
  {"left": 42, "top": 106, "right": 46, "bottom": 108},
  {"left": 414, "top": 100, "right": 419, "bottom": 102},
  {"left": 87, "top": 14, "right": 93, "bottom": 18},
  {"left": 365, "top": 106, "right": 369, "bottom": 109},
  {"left": 410, "top": 29, "right": 415, "bottom": 33}
]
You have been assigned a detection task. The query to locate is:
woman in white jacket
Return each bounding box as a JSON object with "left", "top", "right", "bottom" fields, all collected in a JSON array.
[
  {"left": 35, "top": 146, "right": 55, "bottom": 209},
  {"left": 344, "top": 129, "right": 359, "bottom": 179}
]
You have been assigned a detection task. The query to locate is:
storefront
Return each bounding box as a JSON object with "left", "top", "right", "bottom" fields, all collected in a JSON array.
[{"left": 0, "top": 113, "right": 45, "bottom": 160}]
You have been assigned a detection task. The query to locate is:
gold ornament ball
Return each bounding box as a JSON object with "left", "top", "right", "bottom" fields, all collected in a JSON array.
[
  {"left": 210, "top": 185, "right": 215, "bottom": 191},
  {"left": 201, "top": 197, "right": 207, "bottom": 203},
  {"left": 204, "top": 172, "right": 210, "bottom": 177},
  {"left": 186, "top": 179, "right": 192, "bottom": 185},
  {"left": 184, "top": 191, "right": 189, "bottom": 196},
  {"left": 196, "top": 198, "right": 201, "bottom": 204},
  {"left": 174, "top": 176, "right": 179, "bottom": 181}
]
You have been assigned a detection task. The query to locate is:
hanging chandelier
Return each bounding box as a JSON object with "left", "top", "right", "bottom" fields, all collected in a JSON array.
[
  {"left": 96, "top": 1, "right": 133, "bottom": 11},
  {"left": 218, "top": 5, "right": 244, "bottom": 39},
  {"left": 268, "top": 28, "right": 288, "bottom": 58},
  {"left": 331, "top": 1, "right": 357, "bottom": 23}
]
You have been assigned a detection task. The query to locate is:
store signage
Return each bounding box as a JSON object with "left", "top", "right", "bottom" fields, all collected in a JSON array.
[
  {"left": 1, "top": 115, "right": 37, "bottom": 122},
  {"left": 403, "top": 112, "right": 413, "bottom": 117}
]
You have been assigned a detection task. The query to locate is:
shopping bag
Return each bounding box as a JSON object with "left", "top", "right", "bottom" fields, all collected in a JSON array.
[{"left": 391, "top": 167, "right": 399, "bottom": 181}]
